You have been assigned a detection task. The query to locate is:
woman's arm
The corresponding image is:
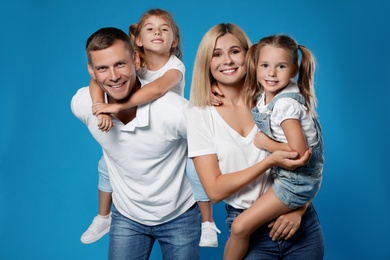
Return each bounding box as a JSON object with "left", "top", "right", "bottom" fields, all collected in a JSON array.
[
  {"left": 193, "top": 149, "right": 311, "bottom": 204},
  {"left": 92, "top": 69, "right": 183, "bottom": 115}
]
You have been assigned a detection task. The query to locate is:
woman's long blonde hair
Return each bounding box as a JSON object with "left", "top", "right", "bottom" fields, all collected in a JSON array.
[{"left": 190, "top": 23, "right": 251, "bottom": 107}]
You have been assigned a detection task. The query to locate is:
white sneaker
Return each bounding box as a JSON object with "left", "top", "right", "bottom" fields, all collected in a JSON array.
[
  {"left": 199, "top": 221, "right": 221, "bottom": 247},
  {"left": 80, "top": 213, "right": 111, "bottom": 244}
]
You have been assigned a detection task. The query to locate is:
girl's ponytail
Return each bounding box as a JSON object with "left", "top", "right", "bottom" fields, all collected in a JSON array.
[{"left": 297, "top": 45, "right": 317, "bottom": 116}]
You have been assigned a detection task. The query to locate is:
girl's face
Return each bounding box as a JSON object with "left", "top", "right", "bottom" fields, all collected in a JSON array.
[
  {"left": 256, "top": 45, "right": 296, "bottom": 97},
  {"left": 210, "top": 33, "right": 246, "bottom": 87},
  {"left": 136, "top": 15, "right": 176, "bottom": 55}
]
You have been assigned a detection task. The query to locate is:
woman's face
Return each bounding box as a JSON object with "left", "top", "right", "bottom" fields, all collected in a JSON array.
[{"left": 210, "top": 33, "right": 246, "bottom": 87}]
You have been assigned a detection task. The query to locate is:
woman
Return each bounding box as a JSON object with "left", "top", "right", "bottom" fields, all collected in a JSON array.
[{"left": 187, "top": 23, "right": 324, "bottom": 259}]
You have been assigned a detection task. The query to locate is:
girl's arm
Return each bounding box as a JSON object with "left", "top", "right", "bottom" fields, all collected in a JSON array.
[
  {"left": 281, "top": 119, "right": 308, "bottom": 158},
  {"left": 254, "top": 131, "right": 292, "bottom": 152},
  {"left": 193, "top": 149, "right": 311, "bottom": 204},
  {"left": 92, "top": 69, "right": 182, "bottom": 115},
  {"left": 89, "top": 78, "right": 105, "bottom": 104},
  {"left": 264, "top": 119, "right": 309, "bottom": 239},
  {"left": 89, "top": 79, "right": 114, "bottom": 132}
]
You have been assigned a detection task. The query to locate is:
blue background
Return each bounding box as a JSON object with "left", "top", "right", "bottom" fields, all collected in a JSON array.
[{"left": 1, "top": 0, "right": 389, "bottom": 259}]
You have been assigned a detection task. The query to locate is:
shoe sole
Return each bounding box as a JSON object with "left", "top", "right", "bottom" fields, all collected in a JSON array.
[
  {"left": 80, "top": 226, "right": 110, "bottom": 244},
  {"left": 199, "top": 242, "right": 218, "bottom": 247}
]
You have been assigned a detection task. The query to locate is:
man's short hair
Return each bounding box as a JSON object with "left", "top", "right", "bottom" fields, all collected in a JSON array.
[{"left": 86, "top": 27, "right": 134, "bottom": 63}]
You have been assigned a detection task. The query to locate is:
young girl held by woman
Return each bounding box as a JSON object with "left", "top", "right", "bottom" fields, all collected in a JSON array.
[{"left": 223, "top": 34, "right": 324, "bottom": 259}]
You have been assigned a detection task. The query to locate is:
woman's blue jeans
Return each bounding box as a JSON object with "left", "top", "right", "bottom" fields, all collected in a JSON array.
[
  {"left": 226, "top": 204, "right": 324, "bottom": 259},
  {"left": 108, "top": 203, "right": 201, "bottom": 260}
]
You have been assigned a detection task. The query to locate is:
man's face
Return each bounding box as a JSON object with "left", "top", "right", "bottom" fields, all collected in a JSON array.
[{"left": 88, "top": 40, "right": 139, "bottom": 102}]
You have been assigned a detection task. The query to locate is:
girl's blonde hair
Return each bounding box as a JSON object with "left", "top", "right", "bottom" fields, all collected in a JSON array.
[
  {"left": 190, "top": 23, "right": 251, "bottom": 107},
  {"left": 129, "top": 8, "right": 182, "bottom": 68},
  {"left": 244, "top": 34, "right": 317, "bottom": 115}
]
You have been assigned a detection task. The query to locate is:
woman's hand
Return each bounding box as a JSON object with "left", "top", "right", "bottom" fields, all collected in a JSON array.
[
  {"left": 268, "top": 209, "right": 302, "bottom": 240},
  {"left": 270, "top": 149, "right": 312, "bottom": 170}
]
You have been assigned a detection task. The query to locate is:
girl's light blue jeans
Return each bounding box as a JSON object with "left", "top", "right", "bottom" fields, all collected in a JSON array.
[
  {"left": 109, "top": 203, "right": 201, "bottom": 260},
  {"left": 97, "top": 156, "right": 112, "bottom": 192}
]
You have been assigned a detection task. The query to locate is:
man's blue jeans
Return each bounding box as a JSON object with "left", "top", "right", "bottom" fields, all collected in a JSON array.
[
  {"left": 109, "top": 203, "right": 201, "bottom": 260},
  {"left": 226, "top": 204, "right": 324, "bottom": 259}
]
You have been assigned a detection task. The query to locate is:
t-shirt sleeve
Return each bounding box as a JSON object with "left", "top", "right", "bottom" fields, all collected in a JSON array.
[
  {"left": 177, "top": 103, "right": 189, "bottom": 139},
  {"left": 187, "top": 106, "right": 216, "bottom": 158},
  {"left": 170, "top": 56, "right": 185, "bottom": 75},
  {"left": 272, "top": 98, "right": 304, "bottom": 126},
  {"left": 70, "top": 86, "right": 92, "bottom": 124}
]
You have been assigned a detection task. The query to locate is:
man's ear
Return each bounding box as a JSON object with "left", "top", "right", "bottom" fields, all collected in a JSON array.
[
  {"left": 135, "top": 36, "right": 143, "bottom": 47},
  {"left": 133, "top": 51, "right": 141, "bottom": 70},
  {"left": 87, "top": 63, "right": 96, "bottom": 79}
]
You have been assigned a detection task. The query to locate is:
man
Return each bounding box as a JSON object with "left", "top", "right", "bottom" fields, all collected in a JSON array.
[{"left": 71, "top": 27, "right": 200, "bottom": 259}]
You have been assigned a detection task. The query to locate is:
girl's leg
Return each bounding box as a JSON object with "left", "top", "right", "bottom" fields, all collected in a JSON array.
[
  {"left": 186, "top": 158, "right": 221, "bottom": 247},
  {"left": 197, "top": 201, "right": 220, "bottom": 247},
  {"left": 81, "top": 156, "right": 113, "bottom": 244},
  {"left": 198, "top": 201, "right": 213, "bottom": 222},
  {"left": 98, "top": 190, "right": 112, "bottom": 216},
  {"left": 224, "top": 187, "right": 290, "bottom": 260},
  {"left": 80, "top": 189, "right": 112, "bottom": 244},
  {"left": 97, "top": 156, "right": 112, "bottom": 215}
]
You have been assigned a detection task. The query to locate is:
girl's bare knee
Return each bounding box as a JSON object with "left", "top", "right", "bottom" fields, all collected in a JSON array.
[{"left": 231, "top": 219, "right": 251, "bottom": 238}]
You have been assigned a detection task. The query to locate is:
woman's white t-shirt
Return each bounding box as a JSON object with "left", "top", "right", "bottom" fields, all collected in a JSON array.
[{"left": 187, "top": 106, "right": 273, "bottom": 209}]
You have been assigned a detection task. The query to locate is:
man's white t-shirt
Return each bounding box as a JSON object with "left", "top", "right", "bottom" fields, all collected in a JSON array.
[{"left": 71, "top": 84, "right": 195, "bottom": 225}]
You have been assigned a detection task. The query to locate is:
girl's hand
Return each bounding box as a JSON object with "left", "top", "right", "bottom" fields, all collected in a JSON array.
[
  {"left": 268, "top": 209, "right": 302, "bottom": 240},
  {"left": 97, "top": 114, "right": 114, "bottom": 132},
  {"left": 270, "top": 149, "right": 312, "bottom": 170},
  {"left": 92, "top": 103, "right": 121, "bottom": 115},
  {"left": 210, "top": 83, "right": 223, "bottom": 106}
]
